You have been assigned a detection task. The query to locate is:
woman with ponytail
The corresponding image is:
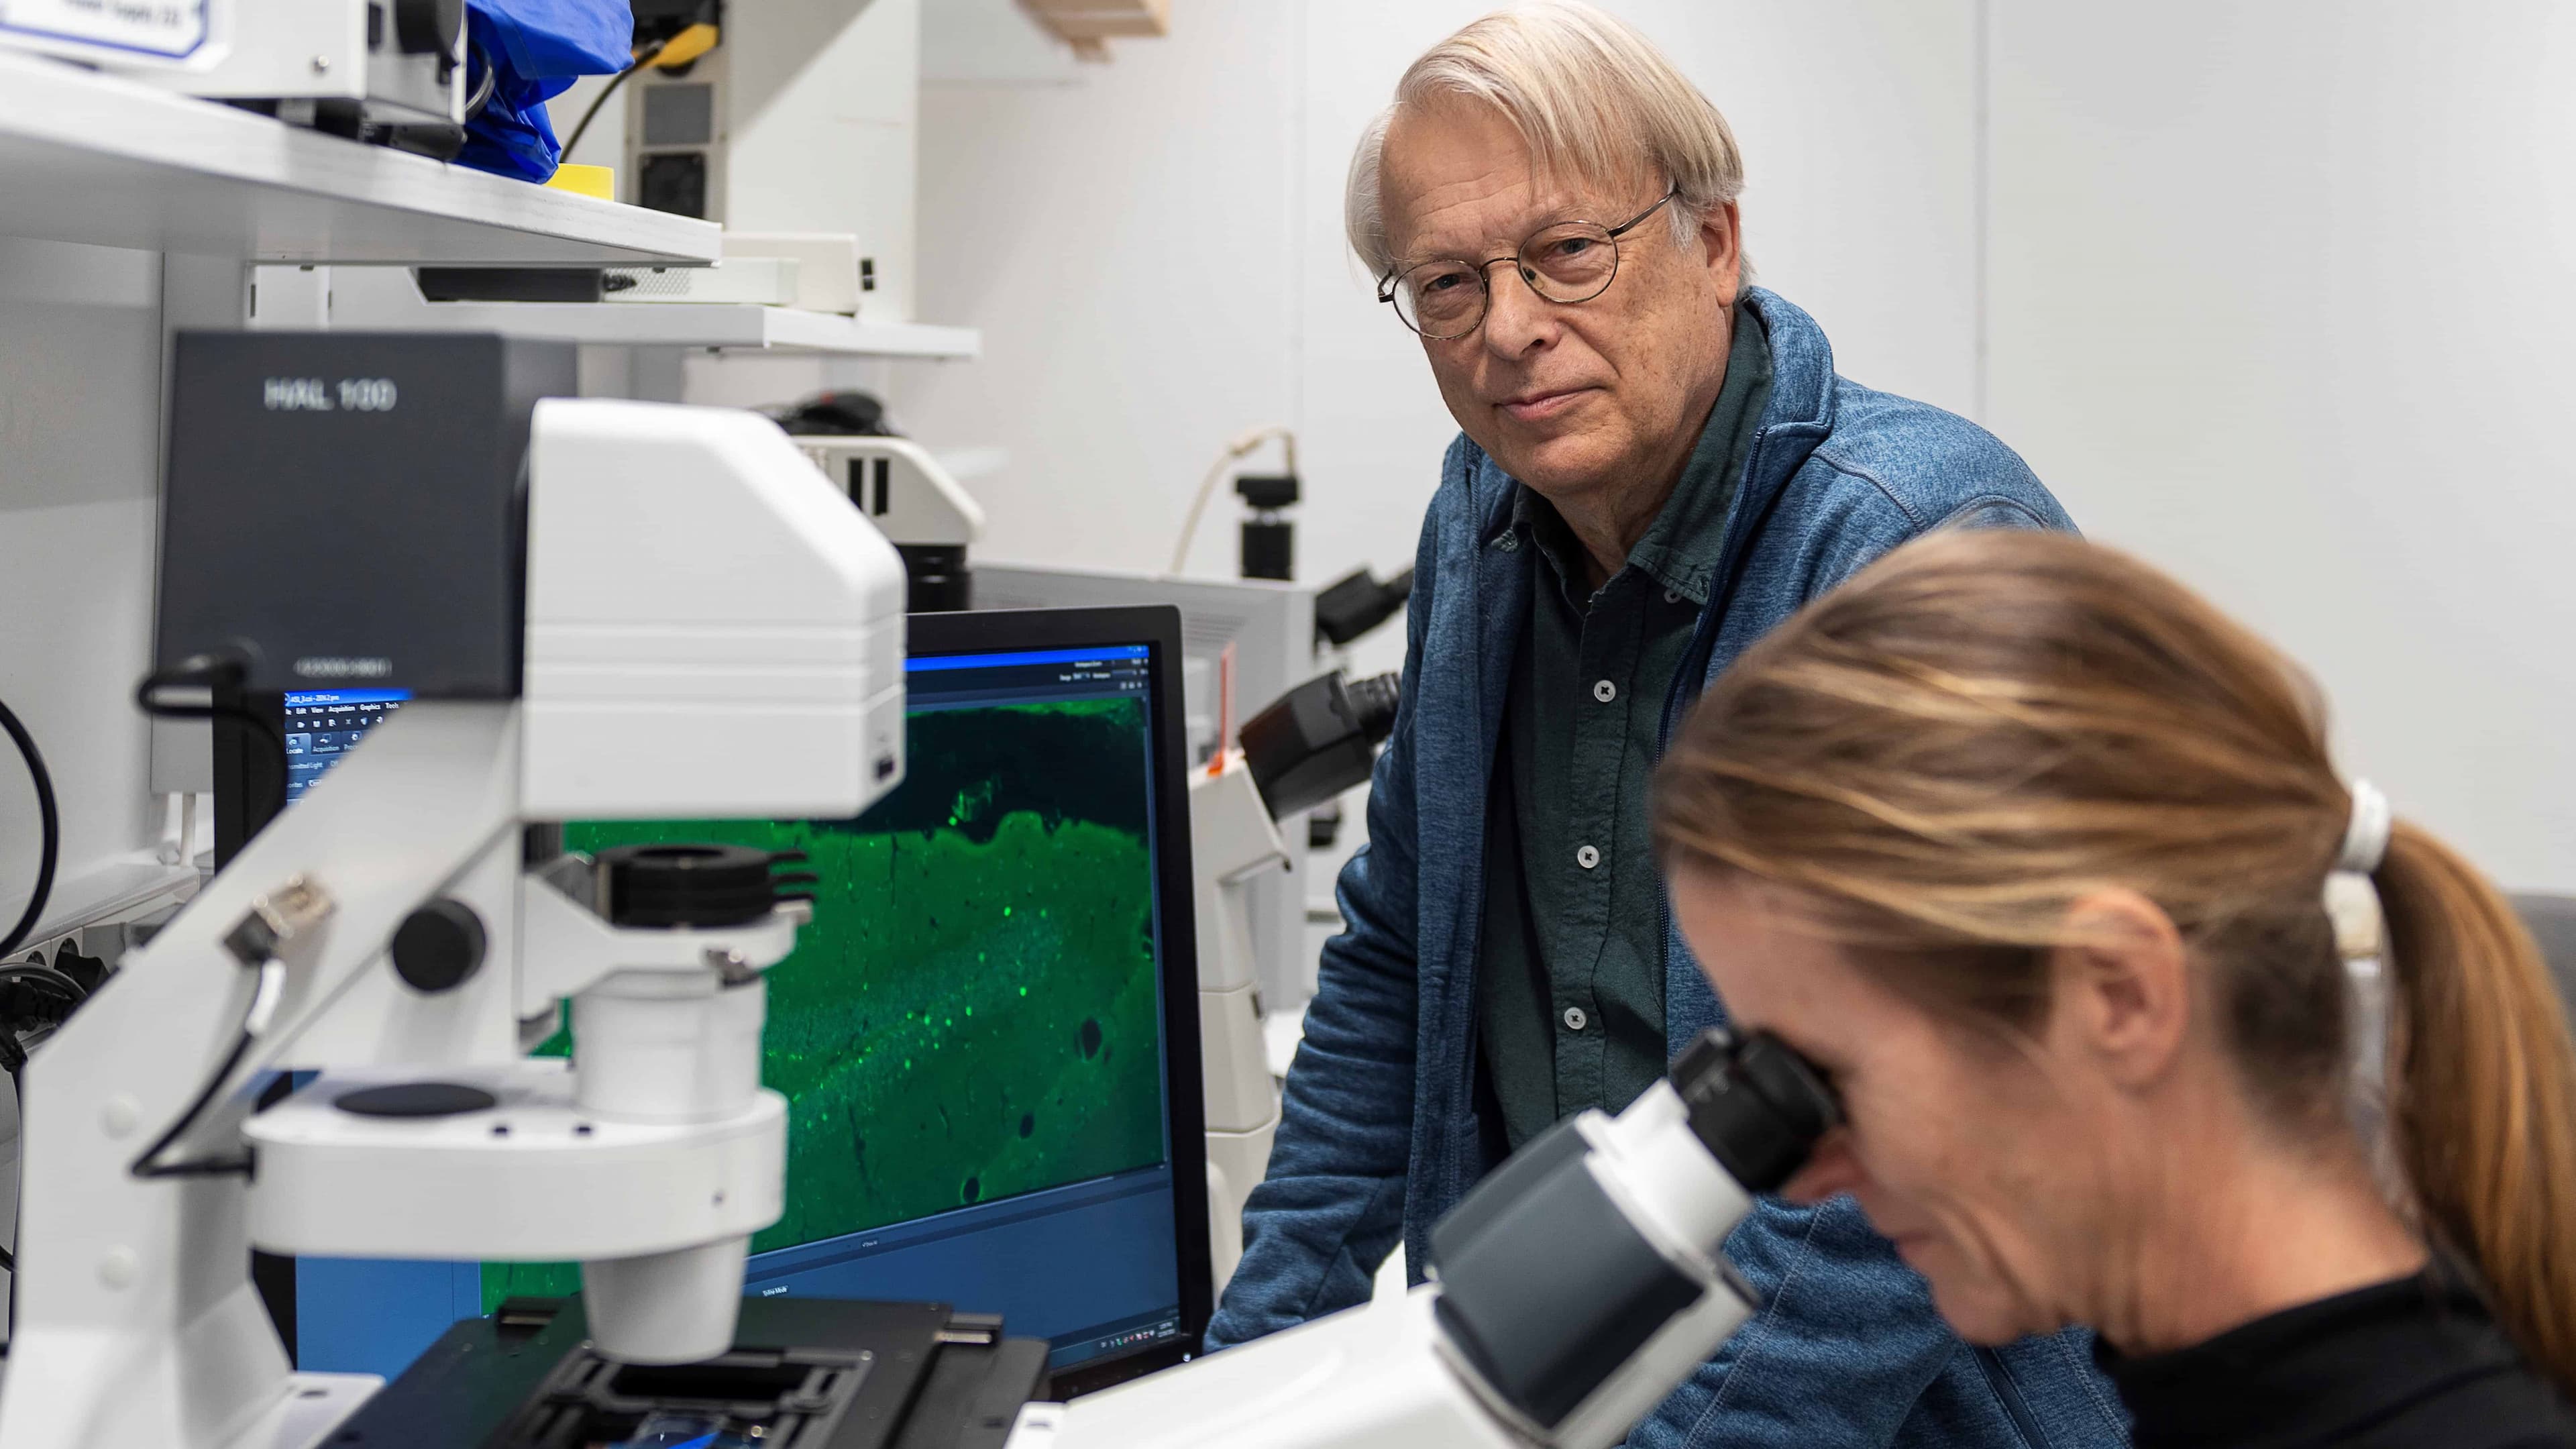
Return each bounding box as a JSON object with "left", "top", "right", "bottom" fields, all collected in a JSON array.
[{"left": 1652, "top": 528, "right": 2576, "bottom": 1446}]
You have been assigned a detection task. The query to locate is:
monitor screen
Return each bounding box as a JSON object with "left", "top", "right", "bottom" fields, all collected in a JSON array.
[
  {"left": 272, "top": 614, "right": 1208, "bottom": 1391},
  {"left": 281, "top": 688, "right": 409, "bottom": 806}
]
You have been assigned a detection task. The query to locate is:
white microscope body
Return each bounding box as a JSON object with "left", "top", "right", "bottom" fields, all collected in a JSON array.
[
  {"left": 1188, "top": 755, "right": 1291, "bottom": 1289},
  {"left": 0, "top": 396, "right": 908, "bottom": 1449},
  {"left": 1190, "top": 669, "right": 1401, "bottom": 1290}
]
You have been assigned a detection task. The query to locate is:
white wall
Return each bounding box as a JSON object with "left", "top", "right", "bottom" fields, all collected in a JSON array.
[
  {"left": 0, "top": 239, "right": 169, "bottom": 933},
  {"left": 899, "top": 0, "right": 2576, "bottom": 894},
  {"left": 893, "top": 0, "right": 1987, "bottom": 684},
  {"left": 1986, "top": 1, "right": 2576, "bottom": 890}
]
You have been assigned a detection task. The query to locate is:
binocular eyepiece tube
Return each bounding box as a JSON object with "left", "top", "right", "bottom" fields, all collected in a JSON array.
[{"left": 1426, "top": 1028, "right": 1843, "bottom": 1447}]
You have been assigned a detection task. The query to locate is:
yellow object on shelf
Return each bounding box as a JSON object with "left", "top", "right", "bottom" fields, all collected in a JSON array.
[
  {"left": 547, "top": 164, "right": 614, "bottom": 201},
  {"left": 648, "top": 23, "right": 719, "bottom": 69}
]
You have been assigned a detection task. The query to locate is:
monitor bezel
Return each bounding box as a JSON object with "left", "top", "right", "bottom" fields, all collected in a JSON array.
[
  {"left": 217, "top": 604, "right": 1216, "bottom": 1395},
  {"left": 904, "top": 604, "right": 1214, "bottom": 1393}
]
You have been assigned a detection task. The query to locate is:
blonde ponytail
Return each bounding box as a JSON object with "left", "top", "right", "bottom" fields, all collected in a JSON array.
[{"left": 2375, "top": 822, "right": 2576, "bottom": 1392}]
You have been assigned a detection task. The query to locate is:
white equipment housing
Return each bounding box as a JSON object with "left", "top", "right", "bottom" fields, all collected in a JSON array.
[
  {"left": 724, "top": 233, "right": 871, "bottom": 316},
  {"left": 0, "top": 0, "right": 467, "bottom": 126},
  {"left": 621, "top": 0, "right": 919, "bottom": 322},
  {"left": 1020, "top": 1287, "right": 1522, "bottom": 1449},
  {"left": 798, "top": 433, "right": 987, "bottom": 550},
  {"left": 522, "top": 400, "right": 906, "bottom": 819},
  {"left": 604, "top": 258, "right": 806, "bottom": 307},
  {"left": 0, "top": 398, "right": 907, "bottom": 1449},
  {"left": 1188, "top": 755, "right": 1289, "bottom": 1291}
]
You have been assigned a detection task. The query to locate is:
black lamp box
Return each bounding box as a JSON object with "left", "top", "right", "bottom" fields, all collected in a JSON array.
[{"left": 156, "top": 331, "right": 578, "bottom": 698}]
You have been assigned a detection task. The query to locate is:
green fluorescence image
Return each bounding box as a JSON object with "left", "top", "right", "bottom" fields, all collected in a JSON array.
[{"left": 482, "top": 698, "right": 1168, "bottom": 1310}]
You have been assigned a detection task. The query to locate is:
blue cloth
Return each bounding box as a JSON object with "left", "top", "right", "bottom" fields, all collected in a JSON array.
[
  {"left": 1205, "top": 288, "right": 2133, "bottom": 1449},
  {"left": 455, "top": 0, "right": 631, "bottom": 182}
]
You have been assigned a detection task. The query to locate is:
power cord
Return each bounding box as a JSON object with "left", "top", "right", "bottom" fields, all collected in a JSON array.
[
  {"left": 563, "top": 34, "right": 672, "bottom": 158},
  {"left": 1, "top": 1026, "right": 23, "bottom": 1282},
  {"left": 133, "top": 655, "right": 287, "bottom": 821},
  {"left": 0, "top": 716, "right": 95, "bottom": 1297},
  {"left": 0, "top": 963, "right": 83, "bottom": 1023},
  {"left": 464, "top": 40, "right": 498, "bottom": 123},
  {"left": 0, "top": 949, "right": 88, "bottom": 1292},
  {"left": 1171, "top": 426, "right": 1297, "bottom": 575},
  {"left": 0, "top": 696, "right": 58, "bottom": 962},
  {"left": 129, "top": 875, "right": 333, "bottom": 1181}
]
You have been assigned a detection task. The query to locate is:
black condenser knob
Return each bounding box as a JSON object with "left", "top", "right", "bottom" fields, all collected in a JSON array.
[{"left": 392, "top": 898, "right": 488, "bottom": 994}]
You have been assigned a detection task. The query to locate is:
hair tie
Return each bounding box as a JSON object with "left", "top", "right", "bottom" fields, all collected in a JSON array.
[{"left": 2338, "top": 779, "right": 2392, "bottom": 875}]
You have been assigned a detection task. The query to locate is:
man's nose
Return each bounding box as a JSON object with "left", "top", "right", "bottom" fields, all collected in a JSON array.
[
  {"left": 1780, "top": 1129, "right": 1862, "bottom": 1205},
  {"left": 1481, "top": 263, "right": 1557, "bottom": 357}
]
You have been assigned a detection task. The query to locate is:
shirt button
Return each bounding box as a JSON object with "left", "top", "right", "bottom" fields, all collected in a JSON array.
[
  {"left": 1575, "top": 844, "right": 1601, "bottom": 870},
  {"left": 1664, "top": 588, "right": 1683, "bottom": 604},
  {"left": 1562, "top": 1006, "right": 1589, "bottom": 1032},
  {"left": 1593, "top": 679, "right": 1617, "bottom": 704}
]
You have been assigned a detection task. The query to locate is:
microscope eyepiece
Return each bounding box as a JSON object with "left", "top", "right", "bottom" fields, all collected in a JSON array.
[
  {"left": 1240, "top": 670, "right": 1404, "bottom": 821},
  {"left": 1668, "top": 1028, "right": 1842, "bottom": 1194}
]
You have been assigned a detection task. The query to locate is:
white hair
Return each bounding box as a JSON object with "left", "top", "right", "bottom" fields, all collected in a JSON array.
[{"left": 1346, "top": 1, "right": 1750, "bottom": 281}]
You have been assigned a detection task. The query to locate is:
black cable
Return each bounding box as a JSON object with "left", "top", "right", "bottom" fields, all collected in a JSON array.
[
  {"left": 1, "top": 1039, "right": 19, "bottom": 1299},
  {"left": 133, "top": 658, "right": 287, "bottom": 822},
  {"left": 0, "top": 967, "right": 72, "bottom": 1012},
  {"left": 0, "top": 964, "right": 83, "bottom": 999},
  {"left": 464, "top": 40, "right": 499, "bottom": 122},
  {"left": 0, "top": 965, "right": 81, "bottom": 1043},
  {"left": 129, "top": 1026, "right": 257, "bottom": 1180},
  {"left": 129, "top": 883, "right": 305, "bottom": 1181},
  {"left": 0, "top": 697, "right": 58, "bottom": 963},
  {"left": 564, "top": 37, "right": 669, "bottom": 158}
]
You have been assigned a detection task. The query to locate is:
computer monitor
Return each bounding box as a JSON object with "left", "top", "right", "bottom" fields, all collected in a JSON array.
[
  {"left": 225, "top": 607, "right": 1212, "bottom": 1396},
  {"left": 973, "top": 562, "right": 1319, "bottom": 1010}
]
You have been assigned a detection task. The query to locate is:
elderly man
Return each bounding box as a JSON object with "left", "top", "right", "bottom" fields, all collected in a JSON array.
[{"left": 1205, "top": 6, "right": 2125, "bottom": 1448}]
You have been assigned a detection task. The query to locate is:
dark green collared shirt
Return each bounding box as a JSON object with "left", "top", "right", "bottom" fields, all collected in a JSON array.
[{"left": 1479, "top": 301, "right": 1772, "bottom": 1150}]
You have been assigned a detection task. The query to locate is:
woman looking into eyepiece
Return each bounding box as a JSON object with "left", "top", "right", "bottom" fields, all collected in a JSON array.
[{"left": 1654, "top": 529, "right": 2576, "bottom": 1447}]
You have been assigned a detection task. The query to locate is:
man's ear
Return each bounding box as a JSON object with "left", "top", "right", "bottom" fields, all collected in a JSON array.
[
  {"left": 2050, "top": 888, "right": 2191, "bottom": 1089},
  {"left": 1700, "top": 200, "right": 1743, "bottom": 303}
]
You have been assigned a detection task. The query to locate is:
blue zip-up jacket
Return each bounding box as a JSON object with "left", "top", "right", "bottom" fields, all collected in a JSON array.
[{"left": 1205, "top": 290, "right": 2132, "bottom": 1449}]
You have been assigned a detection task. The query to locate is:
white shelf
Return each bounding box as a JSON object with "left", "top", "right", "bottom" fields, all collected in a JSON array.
[
  {"left": 0, "top": 50, "right": 720, "bottom": 266},
  {"left": 378, "top": 301, "right": 981, "bottom": 358},
  {"left": 25, "top": 857, "right": 200, "bottom": 948},
  {"left": 327, "top": 266, "right": 981, "bottom": 358}
]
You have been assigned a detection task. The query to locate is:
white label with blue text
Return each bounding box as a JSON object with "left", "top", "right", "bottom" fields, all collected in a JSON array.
[{"left": 0, "top": 0, "right": 209, "bottom": 60}]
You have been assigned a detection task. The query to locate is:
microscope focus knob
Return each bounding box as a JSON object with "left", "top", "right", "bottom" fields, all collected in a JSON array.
[{"left": 392, "top": 898, "right": 486, "bottom": 993}]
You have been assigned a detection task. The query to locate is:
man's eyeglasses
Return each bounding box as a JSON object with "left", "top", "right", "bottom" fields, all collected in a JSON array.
[{"left": 1377, "top": 187, "right": 1682, "bottom": 341}]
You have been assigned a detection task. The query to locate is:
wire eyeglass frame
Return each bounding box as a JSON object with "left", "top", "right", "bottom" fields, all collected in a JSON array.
[{"left": 1377, "top": 186, "right": 1683, "bottom": 341}]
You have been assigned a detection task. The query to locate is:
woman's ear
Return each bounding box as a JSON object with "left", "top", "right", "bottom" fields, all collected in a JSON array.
[{"left": 2051, "top": 888, "right": 2192, "bottom": 1089}]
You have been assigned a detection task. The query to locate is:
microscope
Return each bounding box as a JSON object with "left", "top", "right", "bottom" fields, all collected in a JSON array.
[{"left": 0, "top": 331, "right": 920, "bottom": 1448}]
